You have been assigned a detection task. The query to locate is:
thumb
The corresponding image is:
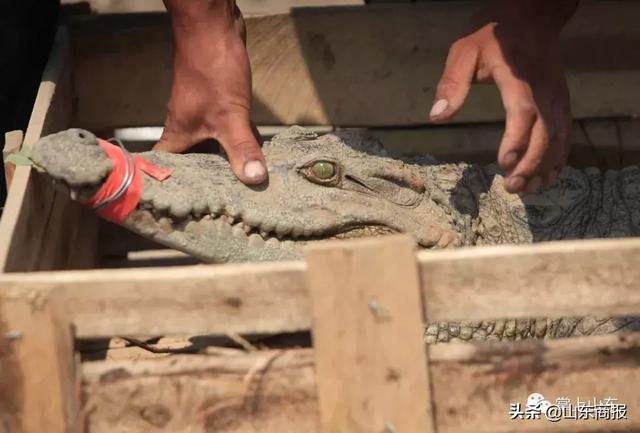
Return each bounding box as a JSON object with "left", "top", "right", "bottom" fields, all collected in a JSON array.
[
  {"left": 155, "top": 127, "right": 199, "bottom": 154},
  {"left": 217, "top": 114, "right": 268, "bottom": 185},
  {"left": 430, "top": 41, "right": 478, "bottom": 122}
]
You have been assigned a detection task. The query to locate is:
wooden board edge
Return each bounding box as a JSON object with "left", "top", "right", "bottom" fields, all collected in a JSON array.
[
  {"left": 69, "top": 2, "right": 640, "bottom": 129},
  {"left": 0, "top": 291, "right": 80, "bottom": 433},
  {"left": 0, "top": 236, "right": 639, "bottom": 335},
  {"left": 304, "top": 235, "right": 434, "bottom": 433},
  {"left": 0, "top": 27, "right": 73, "bottom": 272},
  {"left": 0, "top": 27, "right": 100, "bottom": 273}
]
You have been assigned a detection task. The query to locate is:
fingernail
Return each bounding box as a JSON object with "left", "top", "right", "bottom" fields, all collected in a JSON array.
[
  {"left": 505, "top": 175, "right": 526, "bottom": 193},
  {"left": 430, "top": 99, "right": 449, "bottom": 118},
  {"left": 503, "top": 151, "right": 519, "bottom": 169},
  {"left": 526, "top": 176, "right": 542, "bottom": 195},
  {"left": 243, "top": 160, "right": 266, "bottom": 182}
]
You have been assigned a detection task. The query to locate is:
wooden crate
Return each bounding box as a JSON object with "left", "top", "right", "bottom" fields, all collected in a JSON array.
[{"left": 1, "top": 2, "right": 640, "bottom": 433}]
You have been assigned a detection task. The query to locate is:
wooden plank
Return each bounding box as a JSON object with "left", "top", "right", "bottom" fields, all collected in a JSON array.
[
  {"left": 61, "top": 0, "right": 364, "bottom": 15},
  {"left": 0, "top": 290, "right": 79, "bottom": 433},
  {"left": 429, "top": 333, "right": 640, "bottom": 433},
  {"left": 1, "top": 236, "right": 640, "bottom": 337},
  {"left": 69, "top": 2, "right": 640, "bottom": 129},
  {"left": 99, "top": 249, "right": 201, "bottom": 269},
  {"left": 81, "top": 333, "right": 640, "bottom": 433},
  {"left": 418, "top": 237, "right": 640, "bottom": 323},
  {"left": 82, "top": 349, "right": 319, "bottom": 432},
  {"left": 0, "top": 28, "right": 100, "bottom": 272},
  {"left": 304, "top": 236, "right": 434, "bottom": 433},
  {"left": 0, "top": 261, "right": 309, "bottom": 338},
  {"left": 371, "top": 119, "right": 636, "bottom": 169}
]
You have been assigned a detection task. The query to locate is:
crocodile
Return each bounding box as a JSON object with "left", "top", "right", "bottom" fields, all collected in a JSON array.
[{"left": 28, "top": 127, "right": 640, "bottom": 343}]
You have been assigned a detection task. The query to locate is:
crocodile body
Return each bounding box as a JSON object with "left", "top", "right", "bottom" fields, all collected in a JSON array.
[{"left": 30, "top": 127, "right": 640, "bottom": 342}]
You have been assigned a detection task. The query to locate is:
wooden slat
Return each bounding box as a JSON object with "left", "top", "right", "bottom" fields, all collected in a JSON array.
[
  {"left": 304, "top": 236, "right": 434, "bottom": 433},
  {"left": 69, "top": 2, "right": 640, "bottom": 129},
  {"left": 61, "top": 0, "right": 364, "bottom": 15},
  {"left": 429, "top": 333, "right": 640, "bottom": 433},
  {"left": 81, "top": 333, "right": 640, "bottom": 433},
  {"left": 0, "top": 28, "right": 100, "bottom": 272},
  {"left": 0, "top": 261, "right": 309, "bottom": 338},
  {"left": 418, "top": 237, "right": 640, "bottom": 322},
  {"left": 0, "top": 291, "right": 79, "bottom": 433},
  {"left": 1, "top": 237, "right": 640, "bottom": 337}
]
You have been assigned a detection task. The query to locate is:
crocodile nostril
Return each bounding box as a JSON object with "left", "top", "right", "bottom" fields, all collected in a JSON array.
[{"left": 78, "top": 131, "right": 86, "bottom": 139}]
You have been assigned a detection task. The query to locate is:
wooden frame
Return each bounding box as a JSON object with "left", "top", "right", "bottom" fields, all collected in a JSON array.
[
  {"left": 0, "top": 4, "right": 639, "bottom": 433},
  {"left": 2, "top": 235, "right": 640, "bottom": 432},
  {"left": 68, "top": 1, "right": 640, "bottom": 129},
  {"left": 0, "top": 29, "right": 100, "bottom": 273}
]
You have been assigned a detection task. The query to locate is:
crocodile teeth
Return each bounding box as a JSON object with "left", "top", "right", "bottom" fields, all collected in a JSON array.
[
  {"left": 226, "top": 206, "right": 239, "bottom": 218},
  {"left": 259, "top": 230, "right": 270, "bottom": 238},
  {"left": 233, "top": 222, "right": 251, "bottom": 234},
  {"left": 248, "top": 233, "right": 264, "bottom": 247},
  {"left": 232, "top": 225, "right": 246, "bottom": 237},
  {"left": 275, "top": 224, "right": 290, "bottom": 238},
  {"left": 265, "top": 238, "right": 280, "bottom": 247}
]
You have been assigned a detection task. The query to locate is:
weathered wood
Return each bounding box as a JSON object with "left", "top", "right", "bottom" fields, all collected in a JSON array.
[
  {"left": 81, "top": 333, "right": 640, "bottom": 433},
  {"left": 429, "top": 333, "right": 640, "bottom": 433},
  {"left": 0, "top": 261, "right": 309, "bottom": 338},
  {"left": 418, "top": 237, "right": 640, "bottom": 323},
  {"left": 0, "top": 291, "right": 79, "bottom": 433},
  {"left": 304, "top": 236, "right": 434, "bottom": 433},
  {"left": 1, "top": 237, "right": 640, "bottom": 337},
  {"left": 0, "top": 28, "right": 100, "bottom": 272},
  {"left": 69, "top": 2, "right": 640, "bottom": 129},
  {"left": 82, "top": 349, "right": 319, "bottom": 433},
  {"left": 61, "top": 0, "right": 364, "bottom": 15}
]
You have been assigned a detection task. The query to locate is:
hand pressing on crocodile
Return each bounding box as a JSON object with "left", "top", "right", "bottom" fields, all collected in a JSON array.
[
  {"left": 431, "top": 0, "right": 579, "bottom": 195},
  {"left": 155, "top": 0, "right": 268, "bottom": 185}
]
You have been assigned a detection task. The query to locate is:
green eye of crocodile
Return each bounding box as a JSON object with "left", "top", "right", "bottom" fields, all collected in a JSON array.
[{"left": 311, "top": 161, "right": 336, "bottom": 180}]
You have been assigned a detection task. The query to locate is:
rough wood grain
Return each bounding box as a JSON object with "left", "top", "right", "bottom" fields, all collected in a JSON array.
[
  {"left": 69, "top": 2, "right": 640, "bottom": 129},
  {"left": 0, "top": 291, "right": 79, "bottom": 433},
  {"left": 418, "top": 237, "right": 640, "bottom": 323},
  {"left": 82, "top": 349, "right": 319, "bottom": 433},
  {"left": 1, "top": 237, "right": 640, "bottom": 337},
  {"left": 304, "top": 236, "right": 434, "bottom": 433},
  {"left": 80, "top": 333, "right": 640, "bottom": 433},
  {"left": 0, "top": 28, "right": 100, "bottom": 272},
  {"left": 0, "top": 261, "right": 309, "bottom": 338}
]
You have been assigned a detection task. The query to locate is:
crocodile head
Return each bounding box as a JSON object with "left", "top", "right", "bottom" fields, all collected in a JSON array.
[{"left": 30, "top": 127, "right": 468, "bottom": 263}]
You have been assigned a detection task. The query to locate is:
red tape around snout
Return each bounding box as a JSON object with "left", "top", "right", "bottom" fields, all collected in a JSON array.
[{"left": 82, "top": 138, "right": 172, "bottom": 223}]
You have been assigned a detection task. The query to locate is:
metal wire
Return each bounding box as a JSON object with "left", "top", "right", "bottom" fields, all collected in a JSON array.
[{"left": 91, "top": 138, "right": 136, "bottom": 211}]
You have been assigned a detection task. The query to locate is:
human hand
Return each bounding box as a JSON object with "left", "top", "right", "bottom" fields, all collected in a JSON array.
[
  {"left": 156, "top": 0, "right": 267, "bottom": 185},
  {"left": 430, "top": 0, "right": 579, "bottom": 195}
]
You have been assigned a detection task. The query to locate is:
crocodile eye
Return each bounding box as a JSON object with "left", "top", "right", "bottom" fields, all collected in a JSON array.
[
  {"left": 311, "top": 161, "right": 335, "bottom": 179},
  {"left": 298, "top": 159, "right": 342, "bottom": 186}
]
